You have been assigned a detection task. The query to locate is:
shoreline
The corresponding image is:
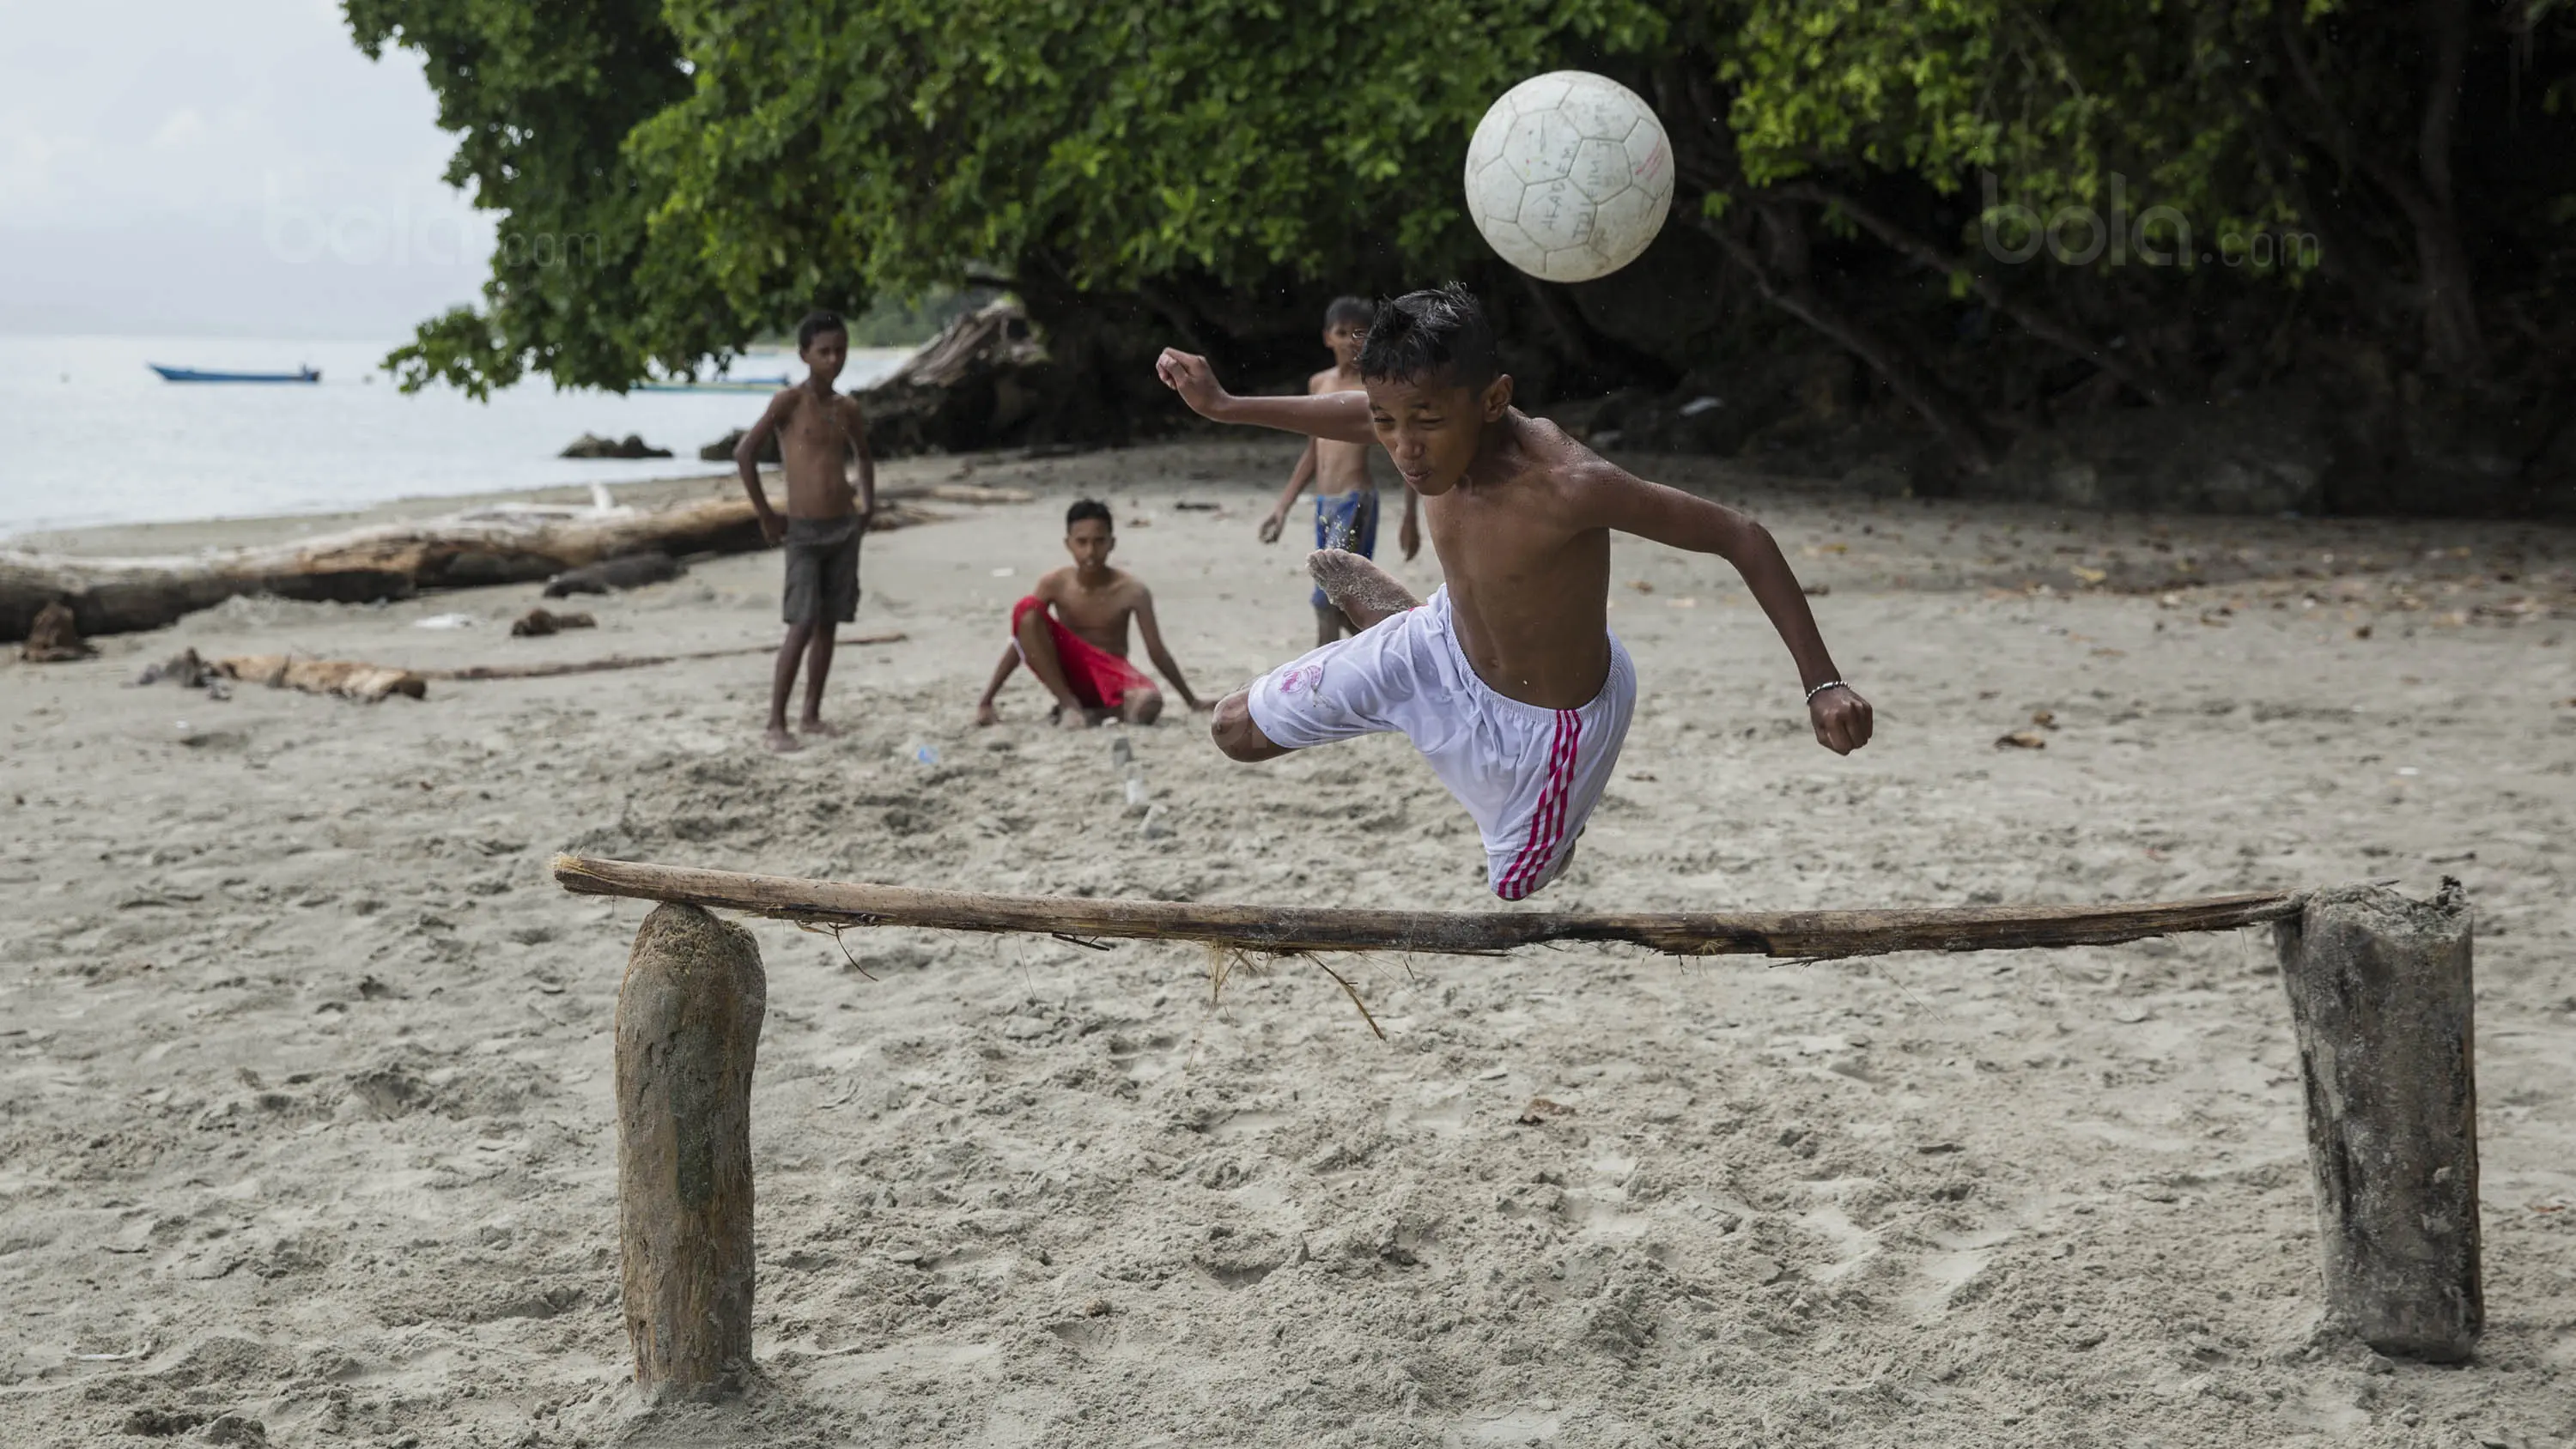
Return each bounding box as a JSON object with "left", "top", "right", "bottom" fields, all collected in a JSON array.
[{"left": 0, "top": 341, "right": 917, "bottom": 550}]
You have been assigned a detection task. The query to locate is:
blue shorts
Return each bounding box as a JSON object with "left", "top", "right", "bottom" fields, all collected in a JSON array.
[{"left": 1312, "top": 490, "right": 1380, "bottom": 608}]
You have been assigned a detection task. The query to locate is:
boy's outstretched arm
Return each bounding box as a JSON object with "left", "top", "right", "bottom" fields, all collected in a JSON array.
[
  {"left": 1131, "top": 590, "right": 1209, "bottom": 711},
  {"left": 1156, "top": 350, "right": 1375, "bottom": 445},
  {"left": 1584, "top": 467, "right": 1874, "bottom": 755},
  {"left": 734, "top": 389, "right": 796, "bottom": 545}
]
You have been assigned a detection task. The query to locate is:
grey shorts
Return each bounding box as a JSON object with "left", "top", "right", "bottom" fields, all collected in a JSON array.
[{"left": 781, "top": 516, "right": 861, "bottom": 624}]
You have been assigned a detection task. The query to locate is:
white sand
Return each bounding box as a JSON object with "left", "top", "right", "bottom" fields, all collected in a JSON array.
[{"left": 2, "top": 441, "right": 2572, "bottom": 1448}]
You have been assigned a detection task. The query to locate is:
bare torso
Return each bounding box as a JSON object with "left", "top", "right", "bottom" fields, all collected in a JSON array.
[
  {"left": 774, "top": 384, "right": 866, "bottom": 518},
  {"left": 1422, "top": 413, "right": 1615, "bottom": 711},
  {"left": 1036, "top": 566, "right": 1147, "bottom": 656},
  {"left": 1309, "top": 367, "right": 1374, "bottom": 497}
]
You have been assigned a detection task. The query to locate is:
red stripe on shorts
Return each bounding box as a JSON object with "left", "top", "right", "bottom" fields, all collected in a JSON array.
[{"left": 1497, "top": 708, "right": 1582, "bottom": 900}]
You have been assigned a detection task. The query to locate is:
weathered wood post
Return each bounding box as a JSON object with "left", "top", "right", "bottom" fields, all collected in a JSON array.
[
  {"left": 616, "top": 903, "right": 765, "bottom": 1399},
  {"left": 2274, "top": 879, "right": 2480, "bottom": 1361}
]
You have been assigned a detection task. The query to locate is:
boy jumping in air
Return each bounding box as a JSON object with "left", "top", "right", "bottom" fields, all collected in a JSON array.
[
  {"left": 975, "top": 499, "right": 1212, "bottom": 729},
  {"left": 1156, "top": 284, "right": 1873, "bottom": 900},
  {"left": 736, "top": 310, "right": 875, "bottom": 753},
  {"left": 1257, "top": 296, "right": 1420, "bottom": 645}
]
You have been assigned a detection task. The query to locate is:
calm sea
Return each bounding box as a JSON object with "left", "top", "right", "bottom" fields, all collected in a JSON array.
[{"left": 0, "top": 335, "right": 907, "bottom": 540}]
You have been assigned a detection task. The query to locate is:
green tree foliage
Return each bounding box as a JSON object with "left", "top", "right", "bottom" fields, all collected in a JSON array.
[
  {"left": 348, "top": 0, "right": 1662, "bottom": 394},
  {"left": 356, "top": 0, "right": 2572, "bottom": 488},
  {"left": 1703, "top": 0, "right": 2573, "bottom": 380},
  {"left": 345, "top": 0, "right": 704, "bottom": 396},
  {"left": 638, "top": 0, "right": 1658, "bottom": 306}
]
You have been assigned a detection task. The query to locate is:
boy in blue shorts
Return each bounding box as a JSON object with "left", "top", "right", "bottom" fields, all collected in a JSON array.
[{"left": 1256, "top": 296, "right": 1421, "bottom": 646}]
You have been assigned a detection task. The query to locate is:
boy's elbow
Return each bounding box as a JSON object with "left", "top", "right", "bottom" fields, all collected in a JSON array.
[{"left": 1715, "top": 515, "right": 1777, "bottom": 563}]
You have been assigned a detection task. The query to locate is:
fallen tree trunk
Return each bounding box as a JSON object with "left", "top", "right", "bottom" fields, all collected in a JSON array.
[
  {"left": 550, "top": 856, "right": 2304, "bottom": 959},
  {"left": 0, "top": 495, "right": 772, "bottom": 644},
  {"left": 3, "top": 479, "right": 1011, "bottom": 646}
]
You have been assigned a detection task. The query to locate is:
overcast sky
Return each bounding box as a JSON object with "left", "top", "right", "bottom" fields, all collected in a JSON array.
[{"left": 0, "top": 0, "right": 493, "bottom": 339}]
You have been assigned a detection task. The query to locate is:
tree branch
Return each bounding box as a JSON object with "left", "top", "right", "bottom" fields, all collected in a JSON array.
[
  {"left": 1692, "top": 207, "right": 2002, "bottom": 472},
  {"left": 1774, "top": 181, "right": 2183, "bottom": 406},
  {"left": 553, "top": 855, "right": 2307, "bottom": 961}
]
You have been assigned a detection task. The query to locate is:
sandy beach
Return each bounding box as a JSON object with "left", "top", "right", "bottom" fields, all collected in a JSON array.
[{"left": 3, "top": 439, "right": 2573, "bottom": 1448}]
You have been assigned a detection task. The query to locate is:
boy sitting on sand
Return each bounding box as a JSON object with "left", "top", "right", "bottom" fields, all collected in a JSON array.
[
  {"left": 1156, "top": 284, "right": 1872, "bottom": 900},
  {"left": 975, "top": 499, "right": 1212, "bottom": 729},
  {"left": 735, "top": 310, "right": 875, "bottom": 753},
  {"left": 1258, "top": 296, "right": 1420, "bottom": 645}
]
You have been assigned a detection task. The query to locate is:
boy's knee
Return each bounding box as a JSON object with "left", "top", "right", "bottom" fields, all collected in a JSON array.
[
  {"left": 1210, "top": 691, "right": 1280, "bottom": 761},
  {"left": 1123, "top": 688, "right": 1164, "bottom": 724}
]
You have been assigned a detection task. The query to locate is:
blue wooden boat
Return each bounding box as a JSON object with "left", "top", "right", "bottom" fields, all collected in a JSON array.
[
  {"left": 633, "top": 375, "right": 790, "bottom": 394},
  {"left": 149, "top": 364, "right": 320, "bottom": 384}
]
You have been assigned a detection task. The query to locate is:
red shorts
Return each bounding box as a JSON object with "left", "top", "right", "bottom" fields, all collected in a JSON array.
[{"left": 1012, "top": 597, "right": 1155, "bottom": 711}]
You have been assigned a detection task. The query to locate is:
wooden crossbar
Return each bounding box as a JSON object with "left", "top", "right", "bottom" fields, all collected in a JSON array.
[{"left": 550, "top": 855, "right": 2304, "bottom": 961}]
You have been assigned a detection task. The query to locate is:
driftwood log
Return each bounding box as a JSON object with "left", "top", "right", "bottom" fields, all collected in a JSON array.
[
  {"left": 848, "top": 301, "right": 1057, "bottom": 458},
  {"left": 2275, "top": 880, "right": 2482, "bottom": 1361},
  {"left": 219, "top": 655, "right": 426, "bottom": 702},
  {"left": 552, "top": 856, "right": 2303, "bottom": 959},
  {"left": 0, "top": 496, "right": 767, "bottom": 644},
  {"left": 425, "top": 633, "right": 905, "bottom": 682},
  {"left": 617, "top": 903, "right": 765, "bottom": 1400},
  {"left": 697, "top": 306, "right": 1050, "bottom": 463},
  {"left": 3, "top": 488, "right": 982, "bottom": 645}
]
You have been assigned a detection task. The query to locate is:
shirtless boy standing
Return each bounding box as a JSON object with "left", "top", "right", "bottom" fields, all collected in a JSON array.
[
  {"left": 1258, "top": 296, "right": 1420, "bottom": 645},
  {"left": 975, "top": 499, "right": 1211, "bottom": 729},
  {"left": 1157, "top": 284, "right": 1873, "bottom": 900},
  {"left": 737, "top": 310, "right": 876, "bottom": 753}
]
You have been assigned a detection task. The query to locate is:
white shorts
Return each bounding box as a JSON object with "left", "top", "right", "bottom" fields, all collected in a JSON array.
[{"left": 1245, "top": 586, "right": 1636, "bottom": 900}]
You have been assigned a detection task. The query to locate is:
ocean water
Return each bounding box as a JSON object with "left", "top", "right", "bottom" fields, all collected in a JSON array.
[{"left": 0, "top": 335, "right": 908, "bottom": 540}]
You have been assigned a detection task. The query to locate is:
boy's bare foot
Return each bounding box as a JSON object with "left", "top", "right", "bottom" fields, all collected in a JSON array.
[
  {"left": 975, "top": 700, "right": 999, "bottom": 726},
  {"left": 1307, "top": 549, "right": 1421, "bottom": 631},
  {"left": 764, "top": 725, "right": 801, "bottom": 753},
  {"left": 797, "top": 718, "right": 843, "bottom": 737}
]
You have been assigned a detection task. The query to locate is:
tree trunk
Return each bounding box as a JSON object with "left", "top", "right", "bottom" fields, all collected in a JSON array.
[
  {"left": 2411, "top": 0, "right": 2485, "bottom": 377},
  {"left": 2272, "top": 879, "right": 2481, "bottom": 1361},
  {"left": 617, "top": 903, "right": 766, "bottom": 1400},
  {"left": 2272, "top": 0, "right": 2487, "bottom": 378}
]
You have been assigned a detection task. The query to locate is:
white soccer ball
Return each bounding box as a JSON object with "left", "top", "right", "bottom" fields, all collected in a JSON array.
[{"left": 1464, "top": 71, "right": 1674, "bottom": 283}]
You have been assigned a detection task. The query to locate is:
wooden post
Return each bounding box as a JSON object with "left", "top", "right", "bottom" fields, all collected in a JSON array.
[
  {"left": 2273, "top": 879, "right": 2481, "bottom": 1361},
  {"left": 616, "top": 903, "right": 765, "bottom": 1399}
]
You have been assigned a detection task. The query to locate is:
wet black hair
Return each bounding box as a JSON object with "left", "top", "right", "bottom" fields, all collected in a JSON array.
[
  {"left": 1357, "top": 283, "right": 1496, "bottom": 389},
  {"left": 795, "top": 310, "right": 847, "bottom": 350},
  {"left": 1066, "top": 498, "right": 1113, "bottom": 531},
  {"left": 1323, "top": 295, "right": 1375, "bottom": 330}
]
